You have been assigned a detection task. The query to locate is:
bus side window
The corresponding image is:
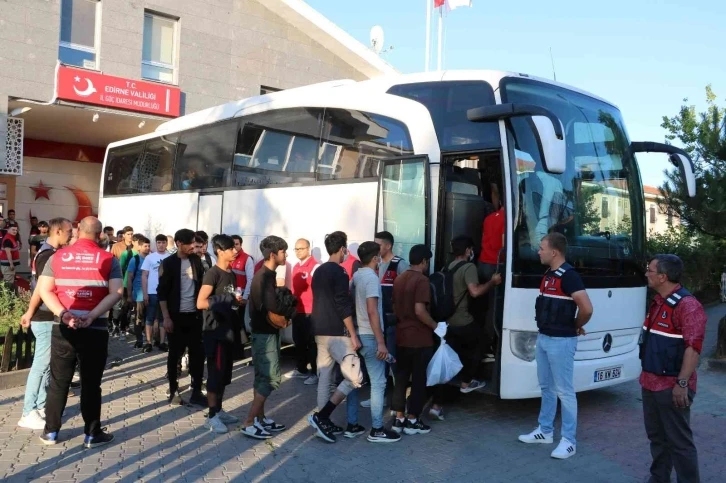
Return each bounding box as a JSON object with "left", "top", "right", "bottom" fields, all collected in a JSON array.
[
  {"left": 174, "top": 121, "right": 237, "bottom": 190},
  {"left": 319, "top": 109, "right": 413, "bottom": 181}
]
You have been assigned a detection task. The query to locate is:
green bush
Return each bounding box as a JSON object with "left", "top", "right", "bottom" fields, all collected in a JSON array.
[
  {"left": 0, "top": 284, "right": 30, "bottom": 350},
  {"left": 646, "top": 226, "right": 726, "bottom": 302}
]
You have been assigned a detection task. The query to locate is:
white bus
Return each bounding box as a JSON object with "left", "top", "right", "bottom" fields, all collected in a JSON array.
[{"left": 99, "top": 71, "right": 695, "bottom": 399}]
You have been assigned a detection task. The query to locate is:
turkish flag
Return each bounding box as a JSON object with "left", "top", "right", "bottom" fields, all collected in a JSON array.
[{"left": 434, "top": 0, "right": 446, "bottom": 7}]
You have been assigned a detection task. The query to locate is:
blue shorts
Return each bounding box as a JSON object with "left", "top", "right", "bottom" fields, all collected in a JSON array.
[{"left": 145, "top": 294, "right": 160, "bottom": 327}]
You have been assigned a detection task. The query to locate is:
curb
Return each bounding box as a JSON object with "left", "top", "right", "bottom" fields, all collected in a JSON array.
[
  {"left": 706, "top": 358, "right": 726, "bottom": 372},
  {"left": 0, "top": 368, "right": 30, "bottom": 390}
]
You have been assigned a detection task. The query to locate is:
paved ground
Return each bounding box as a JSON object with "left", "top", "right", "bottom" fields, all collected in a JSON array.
[{"left": 0, "top": 305, "right": 724, "bottom": 483}]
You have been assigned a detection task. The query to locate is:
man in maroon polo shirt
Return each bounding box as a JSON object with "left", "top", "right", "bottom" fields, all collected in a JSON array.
[{"left": 641, "top": 254, "right": 707, "bottom": 483}]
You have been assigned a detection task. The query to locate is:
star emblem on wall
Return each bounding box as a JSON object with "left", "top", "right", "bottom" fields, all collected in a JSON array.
[{"left": 30, "top": 181, "right": 52, "bottom": 200}]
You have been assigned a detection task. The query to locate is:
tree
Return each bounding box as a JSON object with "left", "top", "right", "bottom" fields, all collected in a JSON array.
[{"left": 660, "top": 85, "right": 726, "bottom": 239}]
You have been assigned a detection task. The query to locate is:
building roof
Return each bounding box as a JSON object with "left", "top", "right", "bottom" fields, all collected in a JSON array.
[
  {"left": 644, "top": 185, "right": 663, "bottom": 197},
  {"left": 260, "top": 0, "right": 398, "bottom": 79}
]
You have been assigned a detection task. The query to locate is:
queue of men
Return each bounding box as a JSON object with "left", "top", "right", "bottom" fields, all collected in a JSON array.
[{"left": 11, "top": 214, "right": 707, "bottom": 482}]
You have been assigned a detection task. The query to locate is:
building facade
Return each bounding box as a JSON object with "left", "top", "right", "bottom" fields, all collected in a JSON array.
[{"left": 0, "top": 0, "right": 395, "bottom": 270}]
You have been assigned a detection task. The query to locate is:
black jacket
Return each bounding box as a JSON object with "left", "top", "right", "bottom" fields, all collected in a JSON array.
[
  {"left": 157, "top": 253, "right": 204, "bottom": 315},
  {"left": 311, "top": 262, "right": 353, "bottom": 336}
]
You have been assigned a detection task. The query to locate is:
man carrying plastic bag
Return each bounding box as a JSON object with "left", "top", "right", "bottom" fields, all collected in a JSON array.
[
  {"left": 390, "top": 245, "right": 446, "bottom": 435},
  {"left": 426, "top": 322, "right": 463, "bottom": 387}
]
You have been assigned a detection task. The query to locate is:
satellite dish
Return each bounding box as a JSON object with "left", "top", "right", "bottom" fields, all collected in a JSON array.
[{"left": 370, "top": 25, "right": 384, "bottom": 54}]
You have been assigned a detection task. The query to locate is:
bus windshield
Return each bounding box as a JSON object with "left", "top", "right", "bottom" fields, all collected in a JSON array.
[{"left": 502, "top": 78, "right": 645, "bottom": 284}]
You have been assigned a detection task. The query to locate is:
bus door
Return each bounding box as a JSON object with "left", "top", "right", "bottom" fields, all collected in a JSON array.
[
  {"left": 437, "top": 150, "right": 506, "bottom": 396},
  {"left": 375, "top": 155, "right": 431, "bottom": 258},
  {"left": 196, "top": 193, "right": 223, "bottom": 236}
]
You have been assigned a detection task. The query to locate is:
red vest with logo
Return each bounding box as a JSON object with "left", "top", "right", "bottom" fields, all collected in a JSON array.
[
  {"left": 52, "top": 238, "right": 114, "bottom": 328},
  {"left": 0, "top": 233, "right": 20, "bottom": 266},
  {"left": 292, "top": 257, "right": 319, "bottom": 313},
  {"left": 230, "top": 250, "right": 252, "bottom": 289},
  {"left": 341, "top": 254, "right": 359, "bottom": 281}
]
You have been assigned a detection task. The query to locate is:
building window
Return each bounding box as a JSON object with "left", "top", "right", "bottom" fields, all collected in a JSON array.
[
  {"left": 260, "top": 86, "right": 282, "bottom": 95},
  {"left": 142, "top": 12, "right": 178, "bottom": 84},
  {"left": 59, "top": 0, "right": 100, "bottom": 69},
  {"left": 649, "top": 205, "right": 657, "bottom": 224},
  {"left": 601, "top": 198, "right": 609, "bottom": 218}
]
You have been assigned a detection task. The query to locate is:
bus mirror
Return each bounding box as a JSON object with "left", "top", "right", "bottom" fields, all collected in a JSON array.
[
  {"left": 467, "top": 103, "right": 566, "bottom": 174},
  {"left": 630, "top": 142, "right": 696, "bottom": 197}
]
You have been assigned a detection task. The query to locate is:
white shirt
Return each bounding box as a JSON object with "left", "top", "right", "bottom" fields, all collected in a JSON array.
[{"left": 141, "top": 251, "right": 171, "bottom": 295}]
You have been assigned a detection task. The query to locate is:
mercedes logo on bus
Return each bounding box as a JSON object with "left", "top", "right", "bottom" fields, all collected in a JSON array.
[{"left": 603, "top": 333, "right": 613, "bottom": 353}]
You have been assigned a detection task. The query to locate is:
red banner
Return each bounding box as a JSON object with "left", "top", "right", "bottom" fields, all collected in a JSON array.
[{"left": 56, "top": 65, "right": 181, "bottom": 117}]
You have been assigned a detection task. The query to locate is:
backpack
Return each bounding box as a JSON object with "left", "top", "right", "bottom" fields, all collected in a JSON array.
[{"left": 429, "top": 261, "right": 469, "bottom": 321}]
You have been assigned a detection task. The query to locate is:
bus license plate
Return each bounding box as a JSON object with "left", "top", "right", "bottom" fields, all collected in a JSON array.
[{"left": 594, "top": 366, "right": 622, "bottom": 383}]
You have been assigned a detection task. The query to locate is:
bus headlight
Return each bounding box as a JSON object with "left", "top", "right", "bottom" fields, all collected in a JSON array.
[{"left": 510, "top": 331, "right": 538, "bottom": 362}]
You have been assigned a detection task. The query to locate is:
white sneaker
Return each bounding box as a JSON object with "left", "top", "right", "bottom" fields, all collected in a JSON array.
[
  {"left": 303, "top": 375, "right": 318, "bottom": 385},
  {"left": 360, "top": 399, "right": 371, "bottom": 408},
  {"left": 205, "top": 415, "right": 228, "bottom": 434},
  {"left": 284, "top": 369, "right": 308, "bottom": 379},
  {"left": 216, "top": 410, "right": 239, "bottom": 425},
  {"left": 518, "top": 426, "right": 554, "bottom": 444},
  {"left": 17, "top": 410, "right": 46, "bottom": 430},
  {"left": 428, "top": 407, "right": 445, "bottom": 421},
  {"left": 551, "top": 438, "right": 576, "bottom": 459},
  {"left": 460, "top": 380, "right": 486, "bottom": 394}
]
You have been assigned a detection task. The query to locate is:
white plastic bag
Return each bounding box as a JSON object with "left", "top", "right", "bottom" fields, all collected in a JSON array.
[{"left": 426, "top": 323, "right": 463, "bottom": 386}]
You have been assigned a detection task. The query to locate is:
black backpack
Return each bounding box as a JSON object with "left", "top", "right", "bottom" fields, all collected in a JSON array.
[{"left": 429, "top": 261, "right": 469, "bottom": 321}]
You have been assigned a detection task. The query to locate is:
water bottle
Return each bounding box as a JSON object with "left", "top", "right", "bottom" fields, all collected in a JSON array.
[
  {"left": 384, "top": 353, "right": 396, "bottom": 364},
  {"left": 232, "top": 287, "right": 243, "bottom": 310}
]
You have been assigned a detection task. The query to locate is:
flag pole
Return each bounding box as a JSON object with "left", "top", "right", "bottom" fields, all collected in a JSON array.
[
  {"left": 437, "top": 7, "right": 443, "bottom": 71},
  {"left": 425, "top": 0, "right": 432, "bottom": 72}
]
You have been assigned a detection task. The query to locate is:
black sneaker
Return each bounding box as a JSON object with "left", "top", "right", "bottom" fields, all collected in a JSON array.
[
  {"left": 70, "top": 381, "right": 81, "bottom": 389},
  {"left": 133, "top": 340, "right": 143, "bottom": 349},
  {"left": 188, "top": 391, "right": 208, "bottom": 408},
  {"left": 168, "top": 390, "right": 183, "bottom": 405},
  {"left": 308, "top": 413, "right": 336, "bottom": 443},
  {"left": 39, "top": 431, "right": 58, "bottom": 445},
  {"left": 143, "top": 344, "right": 152, "bottom": 353},
  {"left": 392, "top": 418, "right": 405, "bottom": 434},
  {"left": 344, "top": 424, "right": 366, "bottom": 438},
  {"left": 83, "top": 428, "right": 114, "bottom": 448},
  {"left": 403, "top": 419, "right": 431, "bottom": 435},
  {"left": 158, "top": 343, "right": 169, "bottom": 352},
  {"left": 367, "top": 427, "right": 401, "bottom": 443},
  {"left": 153, "top": 340, "right": 160, "bottom": 348},
  {"left": 261, "top": 418, "right": 286, "bottom": 432},
  {"left": 329, "top": 422, "right": 343, "bottom": 435}
]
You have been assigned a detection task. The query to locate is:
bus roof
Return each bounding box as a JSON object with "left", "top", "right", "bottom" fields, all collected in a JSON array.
[{"left": 147, "top": 69, "right": 617, "bottom": 141}]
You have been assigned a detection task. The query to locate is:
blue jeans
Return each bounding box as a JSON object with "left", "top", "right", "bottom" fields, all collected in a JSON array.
[
  {"left": 145, "top": 294, "right": 159, "bottom": 326},
  {"left": 22, "top": 322, "right": 53, "bottom": 415},
  {"left": 347, "top": 334, "right": 387, "bottom": 429},
  {"left": 536, "top": 333, "right": 578, "bottom": 445}
]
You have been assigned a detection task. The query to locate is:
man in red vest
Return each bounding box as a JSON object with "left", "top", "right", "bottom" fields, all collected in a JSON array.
[
  {"left": 36, "top": 216, "right": 123, "bottom": 448},
  {"left": 1, "top": 224, "right": 20, "bottom": 284},
  {"left": 289, "top": 238, "right": 320, "bottom": 384},
  {"left": 231, "top": 235, "right": 254, "bottom": 355}
]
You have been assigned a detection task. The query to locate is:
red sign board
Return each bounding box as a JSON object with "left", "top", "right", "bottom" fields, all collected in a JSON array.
[{"left": 56, "top": 65, "right": 181, "bottom": 117}]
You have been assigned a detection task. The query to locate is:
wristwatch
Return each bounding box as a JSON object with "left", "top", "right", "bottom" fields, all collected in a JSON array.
[{"left": 677, "top": 379, "right": 688, "bottom": 388}]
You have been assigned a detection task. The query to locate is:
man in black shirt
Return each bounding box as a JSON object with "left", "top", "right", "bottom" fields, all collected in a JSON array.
[
  {"left": 17, "top": 217, "right": 73, "bottom": 430},
  {"left": 158, "top": 229, "right": 206, "bottom": 407},
  {"left": 243, "top": 235, "right": 289, "bottom": 439},
  {"left": 308, "top": 231, "right": 363, "bottom": 444},
  {"left": 197, "top": 235, "right": 241, "bottom": 434}
]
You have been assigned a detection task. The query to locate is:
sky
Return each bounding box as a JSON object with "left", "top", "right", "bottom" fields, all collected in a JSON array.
[{"left": 306, "top": 0, "right": 726, "bottom": 188}]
